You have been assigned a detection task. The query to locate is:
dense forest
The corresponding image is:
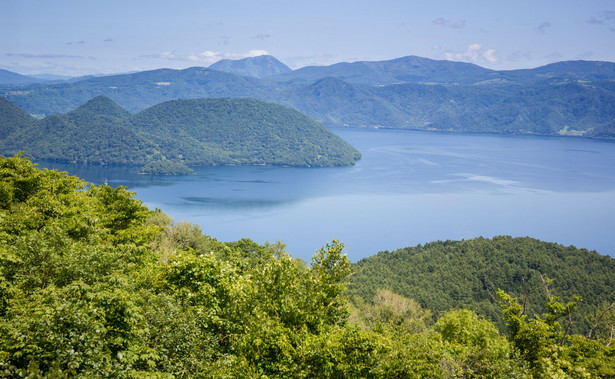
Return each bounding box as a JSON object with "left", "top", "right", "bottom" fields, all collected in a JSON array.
[
  {"left": 0, "top": 96, "right": 361, "bottom": 173},
  {"left": 348, "top": 238, "right": 615, "bottom": 335},
  {"left": 1, "top": 154, "right": 614, "bottom": 377}
]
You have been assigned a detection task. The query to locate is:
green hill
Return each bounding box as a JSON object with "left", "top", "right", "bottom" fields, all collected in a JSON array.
[
  {"left": 348, "top": 236, "right": 615, "bottom": 334},
  {"left": 125, "top": 97, "right": 361, "bottom": 166},
  {"left": 0, "top": 96, "right": 360, "bottom": 170},
  {"left": 0, "top": 96, "right": 35, "bottom": 139},
  {"left": 1, "top": 96, "right": 155, "bottom": 165}
]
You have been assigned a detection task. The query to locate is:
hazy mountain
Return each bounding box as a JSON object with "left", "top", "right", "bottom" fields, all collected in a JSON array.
[
  {"left": 268, "top": 56, "right": 615, "bottom": 86},
  {"left": 209, "top": 55, "right": 292, "bottom": 78},
  {"left": 267, "top": 55, "right": 496, "bottom": 85},
  {"left": 0, "top": 96, "right": 360, "bottom": 169},
  {"left": 274, "top": 77, "right": 409, "bottom": 127},
  {"left": 491, "top": 60, "right": 615, "bottom": 84},
  {"left": 0, "top": 69, "right": 49, "bottom": 87},
  {"left": 5, "top": 67, "right": 274, "bottom": 115}
]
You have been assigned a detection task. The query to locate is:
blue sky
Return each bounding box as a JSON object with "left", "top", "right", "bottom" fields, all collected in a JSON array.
[{"left": 2, "top": 0, "right": 615, "bottom": 76}]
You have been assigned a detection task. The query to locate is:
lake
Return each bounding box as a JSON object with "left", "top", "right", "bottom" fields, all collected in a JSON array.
[{"left": 35, "top": 128, "right": 615, "bottom": 261}]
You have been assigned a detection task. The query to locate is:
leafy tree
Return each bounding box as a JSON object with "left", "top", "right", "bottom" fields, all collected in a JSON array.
[{"left": 1, "top": 154, "right": 614, "bottom": 377}]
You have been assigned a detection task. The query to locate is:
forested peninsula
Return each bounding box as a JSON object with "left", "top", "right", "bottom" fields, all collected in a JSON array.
[
  {"left": 1, "top": 154, "right": 614, "bottom": 377},
  {"left": 0, "top": 96, "right": 361, "bottom": 173}
]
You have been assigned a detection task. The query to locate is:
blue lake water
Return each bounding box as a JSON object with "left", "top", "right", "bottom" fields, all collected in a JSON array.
[{"left": 35, "top": 129, "right": 615, "bottom": 261}]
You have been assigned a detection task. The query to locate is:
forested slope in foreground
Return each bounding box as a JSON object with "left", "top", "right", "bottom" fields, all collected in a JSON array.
[
  {"left": 1, "top": 154, "right": 614, "bottom": 378},
  {"left": 348, "top": 237, "right": 615, "bottom": 335}
]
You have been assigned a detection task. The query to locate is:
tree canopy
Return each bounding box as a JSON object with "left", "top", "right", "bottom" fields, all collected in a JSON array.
[
  {"left": 1, "top": 154, "right": 613, "bottom": 377},
  {"left": 0, "top": 96, "right": 361, "bottom": 171}
]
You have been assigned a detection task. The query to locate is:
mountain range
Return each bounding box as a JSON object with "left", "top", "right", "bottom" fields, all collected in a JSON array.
[{"left": 2, "top": 55, "right": 615, "bottom": 138}]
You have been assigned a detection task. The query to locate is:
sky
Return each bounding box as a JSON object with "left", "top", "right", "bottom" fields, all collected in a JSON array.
[{"left": 2, "top": 0, "right": 615, "bottom": 76}]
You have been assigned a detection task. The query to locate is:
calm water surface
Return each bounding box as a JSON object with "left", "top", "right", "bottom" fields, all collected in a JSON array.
[{"left": 36, "top": 129, "right": 615, "bottom": 261}]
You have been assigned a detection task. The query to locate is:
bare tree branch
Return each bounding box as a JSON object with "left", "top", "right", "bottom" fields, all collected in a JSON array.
[{"left": 588, "top": 301, "right": 615, "bottom": 340}]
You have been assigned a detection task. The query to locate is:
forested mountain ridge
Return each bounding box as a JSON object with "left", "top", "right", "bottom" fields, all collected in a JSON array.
[
  {"left": 4, "top": 55, "right": 615, "bottom": 139},
  {"left": 0, "top": 96, "right": 360, "bottom": 170},
  {"left": 0, "top": 96, "right": 35, "bottom": 139},
  {"left": 348, "top": 236, "right": 615, "bottom": 335},
  {"left": 1, "top": 154, "right": 614, "bottom": 377}
]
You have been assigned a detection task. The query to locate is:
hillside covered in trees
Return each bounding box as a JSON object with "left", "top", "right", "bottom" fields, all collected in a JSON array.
[
  {"left": 348, "top": 237, "right": 615, "bottom": 335},
  {"left": 0, "top": 96, "right": 360, "bottom": 173},
  {"left": 1, "top": 154, "right": 614, "bottom": 377}
]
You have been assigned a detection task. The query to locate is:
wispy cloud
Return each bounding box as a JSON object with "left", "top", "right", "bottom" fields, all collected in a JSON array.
[
  {"left": 544, "top": 52, "right": 563, "bottom": 61},
  {"left": 575, "top": 51, "right": 594, "bottom": 60},
  {"left": 433, "top": 17, "right": 466, "bottom": 29},
  {"left": 507, "top": 51, "right": 534, "bottom": 63},
  {"left": 6, "top": 53, "right": 88, "bottom": 59},
  {"left": 444, "top": 44, "right": 498, "bottom": 64},
  {"left": 587, "top": 11, "right": 615, "bottom": 31},
  {"left": 284, "top": 53, "right": 336, "bottom": 69},
  {"left": 535, "top": 22, "right": 551, "bottom": 34},
  {"left": 253, "top": 34, "right": 271, "bottom": 40}
]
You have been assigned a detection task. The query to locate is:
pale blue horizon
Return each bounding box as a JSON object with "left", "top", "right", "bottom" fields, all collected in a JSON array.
[{"left": 2, "top": 0, "right": 615, "bottom": 77}]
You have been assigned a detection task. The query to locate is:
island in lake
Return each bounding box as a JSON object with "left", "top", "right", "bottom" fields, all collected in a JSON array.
[{"left": 0, "top": 95, "right": 361, "bottom": 174}]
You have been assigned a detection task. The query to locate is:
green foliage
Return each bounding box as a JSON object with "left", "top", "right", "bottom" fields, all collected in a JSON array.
[
  {"left": 348, "top": 236, "right": 615, "bottom": 335},
  {"left": 497, "top": 289, "right": 615, "bottom": 377},
  {"left": 1, "top": 154, "right": 613, "bottom": 377},
  {"left": 351, "top": 289, "right": 431, "bottom": 335},
  {"left": 0, "top": 96, "right": 35, "bottom": 139},
  {"left": 1, "top": 96, "right": 361, "bottom": 169}
]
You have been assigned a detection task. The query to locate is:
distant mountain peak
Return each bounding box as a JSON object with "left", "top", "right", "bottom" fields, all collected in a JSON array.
[{"left": 209, "top": 55, "right": 291, "bottom": 78}]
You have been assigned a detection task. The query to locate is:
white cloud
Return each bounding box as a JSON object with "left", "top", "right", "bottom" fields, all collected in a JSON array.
[
  {"left": 444, "top": 44, "right": 499, "bottom": 65},
  {"left": 188, "top": 50, "right": 219, "bottom": 63},
  {"left": 483, "top": 49, "right": 498, "bottom": 63},
  {"left": 160, "top": 51, "right": 177, "bottom": 59},
  {"left": 225, "top": 50, "right": 269, "bottom": 59},
  {"left": 140, "top": 50, "right": 270, "bottom": 66},
  {"left": 186, "top": 49, "right": 269, "bottom": 65},
  {"left": 6, "top": 53, "right": 86, "bottom": 59}
]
